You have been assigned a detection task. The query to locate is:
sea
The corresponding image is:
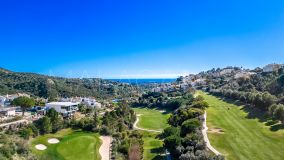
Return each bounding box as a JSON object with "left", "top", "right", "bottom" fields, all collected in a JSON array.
[{"left": 108, "top": 78, "right": 176, "bottom": 84}]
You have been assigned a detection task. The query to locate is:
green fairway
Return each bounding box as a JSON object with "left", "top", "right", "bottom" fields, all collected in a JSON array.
[
  {"left": 132, "top": 107, "right": 169, "bottom": 159},
  {"left": 133, "top": 107, "right": 170, "bottom": 131},
  {"left": 142, "top": 131, "right": 164, "bottom": 160},
  {"left": 198, "top": 91, "right": 284, "bottom": 160},
  {"left": 31, "top": 129, "right": 102, "bottom": 160}
]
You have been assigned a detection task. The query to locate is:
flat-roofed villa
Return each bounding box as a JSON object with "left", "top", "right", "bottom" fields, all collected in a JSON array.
[{"left": 46, "top": 102, "right": 79, "bottom": 117}]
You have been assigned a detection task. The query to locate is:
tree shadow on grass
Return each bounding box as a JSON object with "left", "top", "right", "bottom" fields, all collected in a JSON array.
[
  {"left": 131, "top": 105, "right": 173, "bottom": 114},
  {"left": 208, "top": 93, "right": 284, "bottom": 131},
  {"left": 152, "top": 155, "right": 166, "bottom": 160},
  {"left": 265, "top": 120, "right": 279, "bottom": 126},
  {"left": 218, "top": 97, "right": 244, "bottom": 106},
  {"left": 149, "top": 147, "right": 166, "bottom": 160},
  {"left": 150, "top": 147, "right": 164, "bottom": 154},
  {"left": 217, "top": 96, "right": 270, "bottom": 122},
  {"left": 240, "top": 105, "right": 270, "bottom": 123},
  {"left": 270, "top": 123, "right": 284, "bottom": 131}
]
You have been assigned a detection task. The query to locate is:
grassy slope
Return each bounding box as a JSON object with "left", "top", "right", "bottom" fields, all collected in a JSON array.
[
  {"left": 198, "top": 91, "right": 284, "bottom": 160},
  {"left": 142, "top": 131, "right": 164, "bottom": 160},
  {"left": 31, "top": 129, "right": 102, "bottom": 160},
  {"left": 132, "top": 108, "right": 170, "bottom": 160},
  {"left": 133, "top": 108, "right": 170, "bottom": 131}
]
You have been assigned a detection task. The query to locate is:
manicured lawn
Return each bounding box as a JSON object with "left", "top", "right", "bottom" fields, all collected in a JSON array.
[
  {"left": 132, "top": 107, "right": 169, "bottom": 159},
  {"left": 133, "top": 107, "right": 170, "bottom": 131},
  {"left": 31, "top": 129, "right": 102, "bottom": 160},
  {"left": 198, "top": 91, "right": 284, "bottom": 160}
]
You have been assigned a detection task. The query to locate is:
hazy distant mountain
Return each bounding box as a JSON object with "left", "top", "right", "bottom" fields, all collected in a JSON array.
[{"left": 0, "top": 68, "right": 140, "bottom": 99}]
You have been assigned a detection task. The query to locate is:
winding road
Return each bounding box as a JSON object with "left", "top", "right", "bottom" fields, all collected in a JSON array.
[{"left": 202, "top": 111, "right": 221, "bottom": 155}]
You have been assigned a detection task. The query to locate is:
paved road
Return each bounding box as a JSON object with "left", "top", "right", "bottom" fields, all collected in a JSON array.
[{"left": 202, "top": 111, "right": 222, "bottom": 155}]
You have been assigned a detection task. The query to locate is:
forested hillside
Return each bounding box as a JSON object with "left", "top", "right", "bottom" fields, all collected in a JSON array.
[
  {"left": 182, "top": 64, "right": 284, "bottom": 123},
  {"left": 0, "top": 68, "right": 139, "bottom": 99},
  {"left": 190, "top": 65, "right": 284, "bottom": 98}
]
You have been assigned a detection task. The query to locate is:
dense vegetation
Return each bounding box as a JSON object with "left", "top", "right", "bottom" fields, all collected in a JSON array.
[
  {"left": 189, "top": 66, "right": 284, "bottom": 124},
  {"left": 134, "top": 91, "right": 194, "bottom": 110},
  {"left": 162, "top": 93, "right": 224, "bottom": 160},
  {"left": 112, "top": 130, "right": 144, "bottom": 160},
  {"left": 0, "top": 68, "right": 139, "bottom": 100},
  {"left": 209, "top": 89, "right": 284, "bottom": 123},
  {"left": 100, "top": 102, "right": 144, "bottom": 160},
  {"left": 7, "top": 95, "right": 141, "bottom": 160},
  {"left": 101, "top": 102, "right": 136, "bottom": 135},
  {"left": 0, "top": 133, "right": 36, "bottom": 159}
]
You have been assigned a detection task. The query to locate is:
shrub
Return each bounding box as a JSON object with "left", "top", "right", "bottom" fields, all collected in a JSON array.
[{"left": 181, "top": 119, "right": 201, "bottom": 136}]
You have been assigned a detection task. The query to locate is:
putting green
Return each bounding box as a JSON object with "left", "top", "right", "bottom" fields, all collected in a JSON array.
[
  {"left": 31, "top": 129, "right": 102, "bottom": 160},
  {"left": 198, "top": 91, "right": 284, "bottom": 160},
  {"left": 133, "top": 108, "right": 170, "bottom": 131}
]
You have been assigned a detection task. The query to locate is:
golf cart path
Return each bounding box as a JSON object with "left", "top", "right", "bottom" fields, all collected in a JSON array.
[
  {"left": 133, "top": 114, "right": 162, "bottom": 133},
  {"left": 0, "top": 119, "right": 29, "bottom": 127},
  {"left": 99, "top": 136, "right": 112, "bottom": 160},
  {"left": 202, "top": 111, "right": 221, "bottom": 155}
]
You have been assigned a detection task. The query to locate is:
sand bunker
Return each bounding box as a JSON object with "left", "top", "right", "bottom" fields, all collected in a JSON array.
[
  {"left": 99, "top": 136, "right": 112, "bottom": 160},
  {"left": 208, "top": 128, "right": 224, "bottom": 134},
  {"left": 35, "top": 144, "right": 47, "bottom": 150},
  {"left": 48, "top": 138, "right": 60, "bottom": 144}
]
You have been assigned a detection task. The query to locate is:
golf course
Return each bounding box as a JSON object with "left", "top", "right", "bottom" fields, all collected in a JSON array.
[
  {"left": 133, "top": 107, "right": 170, "bottom": 132},
  {"left": 199, "top": 91, "right": 284, "bottom": 160},
  {"left": 31, "top": 129, "right": 102, "bottom": 160},
  {"left": 132, "top": 107, "right": 170, "bottom": 160}
]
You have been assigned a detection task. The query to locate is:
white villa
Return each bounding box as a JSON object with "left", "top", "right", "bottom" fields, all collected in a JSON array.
[
  {"left": 0, "top": 93, "right": 31, "bottom": 107},
  {"left": 81, "top": 98, "right": 102, "bottom": 108},
  {"left": 46, "top": 102, "right": 79, "bottom": 117}
]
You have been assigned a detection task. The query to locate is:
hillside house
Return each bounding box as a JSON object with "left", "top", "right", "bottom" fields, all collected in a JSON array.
[
  {"left": 46, "top": 102, "right": 79, "bottom": 117},
  {"left": 81, "top": 98, "right": 101, "bottom": 108}
]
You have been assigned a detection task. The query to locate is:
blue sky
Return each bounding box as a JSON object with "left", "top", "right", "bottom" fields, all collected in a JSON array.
[{"left": 0, "top": 0, "right": 284, "bottom": 78}]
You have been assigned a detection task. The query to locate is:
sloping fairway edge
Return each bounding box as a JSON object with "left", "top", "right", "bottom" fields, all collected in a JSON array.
[{"left": 198, "top": 91, "right": 284, "bottom": 160}]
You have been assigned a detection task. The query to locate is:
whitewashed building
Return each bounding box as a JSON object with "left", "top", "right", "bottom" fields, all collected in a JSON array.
[
  {"left": 46, "top": 102, "right": 79, "bottom": 117},
  {"left": 81, "top": 98, "right": 102, "bottom": 108}
]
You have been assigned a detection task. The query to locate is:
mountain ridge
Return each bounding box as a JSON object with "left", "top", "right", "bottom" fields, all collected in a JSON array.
[{"left": 0, "top": 67, "right": 139, "bottom": 99}]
